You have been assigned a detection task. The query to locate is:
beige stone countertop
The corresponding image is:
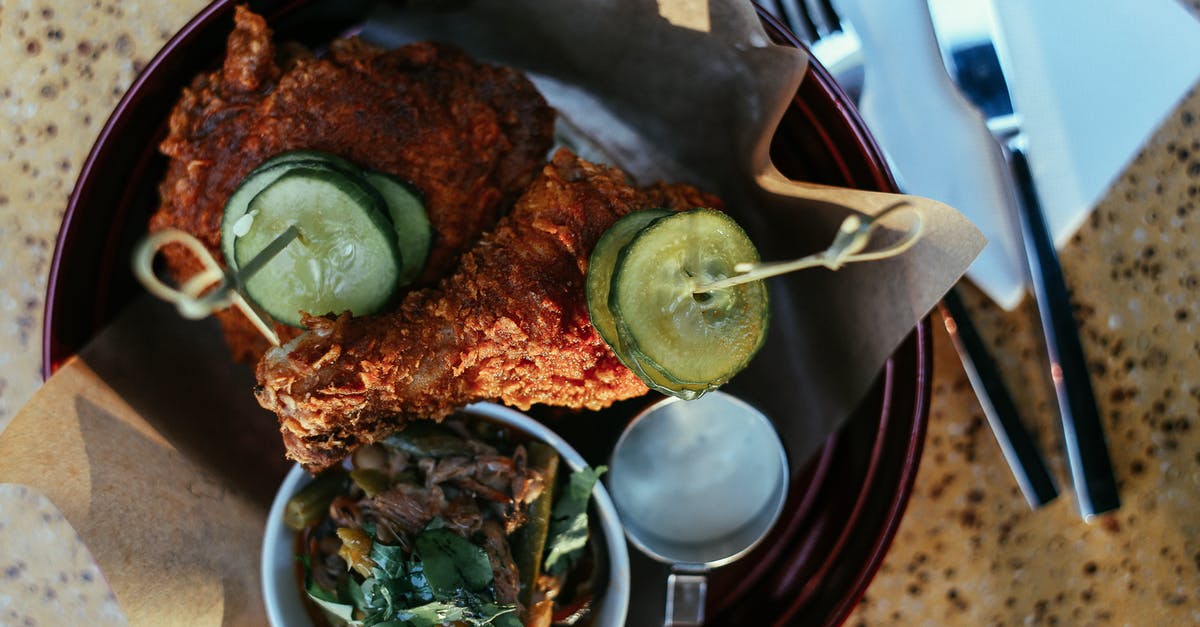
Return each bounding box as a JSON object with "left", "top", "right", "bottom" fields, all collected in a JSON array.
[{"left": 1, "top": 1, "right": 1198, "bottom": 625}]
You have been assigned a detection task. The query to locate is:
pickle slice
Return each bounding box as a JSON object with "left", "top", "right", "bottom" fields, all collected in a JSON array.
[
  {"left": 609, "top": 208, "right": 768, "bottom": 394},
  {"left": 220, "top": 149, "right": 361, "bottom": 270},
  {"left": 586, "top": 207, "right": 708, "bottom": 398},
  {"left": 622, "top": 348, "right": 709, "bottom": 400},
  {"left": 586, "top": 208, "right": 671, "bottom": 352},
  {"left": 363, "top": 171, "right": 432, "bottom": 286},
  {"left": 233, "top": 166, "right": 401, "bottom": 327}
]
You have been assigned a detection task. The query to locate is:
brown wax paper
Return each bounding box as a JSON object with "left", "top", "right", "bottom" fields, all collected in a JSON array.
[
  {"left": 0, "top": 298, "right": 288, "bottom": 626},
  {"left": 366, "top": 0, "right": 985, "bottom": 464}
]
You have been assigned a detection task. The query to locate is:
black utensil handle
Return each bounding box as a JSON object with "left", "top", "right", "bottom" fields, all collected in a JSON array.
[
  {"left": 1008, "top": 144, "right": 1120, "bottom": 519},
  {"left": 941, "top": 288, "right": 1059, "bottom": 508}
]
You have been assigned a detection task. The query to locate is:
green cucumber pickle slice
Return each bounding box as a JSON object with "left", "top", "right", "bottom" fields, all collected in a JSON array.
[
  {"left": 586, "top": 208, "right": 672, "bottom": 351},
  {"left": 610, "top": 208, "right": 768, "bottom": 392},
  {"left": 623, "top": 346, "right": 709, "bottom": 400},
  {"left": 233, "top": 167, "right": 401, "bottom": 327},
  {"left": 363, "top": 171, "right": 432, "bottom": 285},
  {"left": 220, "top": 149, "right": 360, "bottom": 270}
]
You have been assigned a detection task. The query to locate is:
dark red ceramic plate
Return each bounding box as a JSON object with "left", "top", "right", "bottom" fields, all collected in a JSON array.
[{"left": 43, "top": 2, "right": 930, "bottom": 625}]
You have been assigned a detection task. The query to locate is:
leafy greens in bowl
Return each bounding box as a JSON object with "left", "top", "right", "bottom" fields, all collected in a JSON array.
[{"left": 261, "top": 403, "right": 630, "bottom": 627}]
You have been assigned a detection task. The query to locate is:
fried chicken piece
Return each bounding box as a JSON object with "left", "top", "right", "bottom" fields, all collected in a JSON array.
[
  {"left": 256, "top": 150, "right": 721, "bottom": 471},
  {"left": 150, "top": 7, "right": 554, "bottom": 361}
]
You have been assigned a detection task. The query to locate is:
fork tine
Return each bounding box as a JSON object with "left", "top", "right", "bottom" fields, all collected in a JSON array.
[
  {"left": 777, "top": 0, "right": 819, "bottom": 43},
  {"left": 803, "top": 0, "right": 841, "bottom": 37}
]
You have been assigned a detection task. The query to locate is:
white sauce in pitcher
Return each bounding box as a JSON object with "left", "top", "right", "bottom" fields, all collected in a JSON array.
[{"left": 608, "top": 394, "right": 785, "bottom": 545}]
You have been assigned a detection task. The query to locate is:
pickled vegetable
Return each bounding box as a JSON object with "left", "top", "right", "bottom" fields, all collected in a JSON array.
[
  {"left": 233, "top": 166, "right": 402, "bottom": 326},
  {"left": 607, "top": 208, "right": 768, "bottom": 396}
]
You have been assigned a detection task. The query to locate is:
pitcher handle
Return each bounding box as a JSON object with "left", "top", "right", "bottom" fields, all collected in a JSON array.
[{"left": 665, "top": 564, "right": 709, "bottom": 626}]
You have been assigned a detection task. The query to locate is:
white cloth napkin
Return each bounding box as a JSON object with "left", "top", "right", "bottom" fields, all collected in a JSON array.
[{"left": 984, "top": 0, "right": 1200, "bottom": 307}]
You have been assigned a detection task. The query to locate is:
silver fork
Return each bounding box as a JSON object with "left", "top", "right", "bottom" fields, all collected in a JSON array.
[{"left": 772, "top": 0, "right": 1065, "bottom": 510}]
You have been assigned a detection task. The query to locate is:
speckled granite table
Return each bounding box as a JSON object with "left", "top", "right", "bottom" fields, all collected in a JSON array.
[{"left": 1, "top": 1, "right": 1198, "bottom": 625}]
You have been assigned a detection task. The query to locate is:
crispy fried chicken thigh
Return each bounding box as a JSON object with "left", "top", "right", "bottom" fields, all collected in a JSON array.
[
  {"left": 150, "top": 7, "right": 554, "bottom": 361},
  {"left": 257, "top": 150, "right": 720, "bottom": 471}
]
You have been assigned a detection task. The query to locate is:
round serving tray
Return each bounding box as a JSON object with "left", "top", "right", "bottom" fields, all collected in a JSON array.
[{"left": 43, "top": 2, "right": 930, "bottom": 625}]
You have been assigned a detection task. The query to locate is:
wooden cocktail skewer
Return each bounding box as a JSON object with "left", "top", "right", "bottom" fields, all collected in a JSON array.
[
  {"left": 132, "top": 226, "right": 300, "bottom": 346},
  {"left": 693, "top": 201, "right": 923, "bottom": 294},
  {"left": 132, "top": 202, "right": 921, "bottom": 346}
]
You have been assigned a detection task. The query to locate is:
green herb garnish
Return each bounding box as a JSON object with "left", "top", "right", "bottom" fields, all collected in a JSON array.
[
  {"left": 415, "top": 527, "right": 495, "bottom": 598},
  {"left": 303, "top": 520, "right": 518, "bottom": 627},
  {"left": 543, "top": 466, "right": 606, "bottom": 574}
]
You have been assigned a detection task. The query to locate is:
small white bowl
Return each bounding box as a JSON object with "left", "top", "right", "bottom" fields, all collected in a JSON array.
[{"left": 261, "top": 402, "right": 631, "bottom": 627}]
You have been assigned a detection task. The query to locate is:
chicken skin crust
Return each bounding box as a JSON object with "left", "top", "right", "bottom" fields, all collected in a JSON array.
[
  {"left": 257, "top": 150, "right": 721, "bottom": 472},
  {"left": 149, "top": 7, "right": 554, "bottom": 361}
]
